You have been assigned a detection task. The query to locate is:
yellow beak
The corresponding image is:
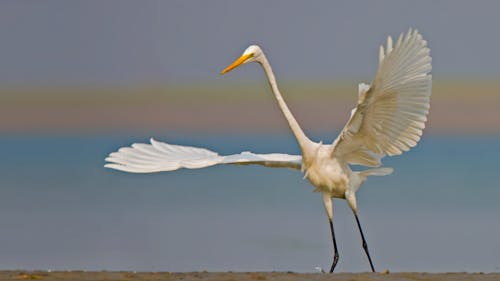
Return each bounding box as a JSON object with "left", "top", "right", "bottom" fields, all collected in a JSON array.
[{"left": 221, "top": 53, "right": 253, "bottom": 74}]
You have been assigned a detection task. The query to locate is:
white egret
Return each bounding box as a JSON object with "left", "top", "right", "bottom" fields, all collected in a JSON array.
[{"left": 105, "top": 29, "right": 431, "bottom": 272}]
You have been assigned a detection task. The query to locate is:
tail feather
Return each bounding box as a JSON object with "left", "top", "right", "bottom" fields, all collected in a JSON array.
[{"left": 358, "top": 167, "right": 394, "bottom": 178}]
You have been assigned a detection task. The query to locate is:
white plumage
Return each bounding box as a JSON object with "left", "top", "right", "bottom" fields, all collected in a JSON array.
[
  {"left": 332, "top": 30, "right": 431, "bottom": 166},
  {"left": 105, "top": 138, "right": 302, "bottom": 172},
  {"left": 105, "top": 29, "right": 431, "bottom": 273}
]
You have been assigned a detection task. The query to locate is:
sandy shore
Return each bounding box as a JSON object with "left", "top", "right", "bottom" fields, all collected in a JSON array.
[
  {"left": 0, "top": 80, "right": 498, "bottom": 134},
  {"left": 2, "top": 271, "right": 499, "bottom": 281}
]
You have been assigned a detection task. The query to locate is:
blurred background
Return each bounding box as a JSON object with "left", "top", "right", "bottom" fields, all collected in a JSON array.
[{"left": 0, "top": 0, "right": 499, "bottom": 273}]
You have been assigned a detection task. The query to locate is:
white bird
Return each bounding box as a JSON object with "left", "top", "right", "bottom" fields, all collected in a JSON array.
[{"left": 105, "top": 28, "right": 431, "bottom": 273}]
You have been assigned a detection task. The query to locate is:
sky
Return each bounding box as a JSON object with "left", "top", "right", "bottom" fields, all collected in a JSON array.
[{"left": 0, "top": 0, "right": 499, "bottom": 87}]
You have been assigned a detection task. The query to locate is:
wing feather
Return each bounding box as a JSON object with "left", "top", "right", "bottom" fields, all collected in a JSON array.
[
  {"left": 105, "top": 138, "right": 302, "bottom": 173},
  {"left": 331, "top": 29, "right": 432, "bottom": 166}
]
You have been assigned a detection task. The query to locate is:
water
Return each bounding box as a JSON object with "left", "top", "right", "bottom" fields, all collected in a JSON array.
[{"left": 0, "top": 133, "right": 498, "bottom": 273}]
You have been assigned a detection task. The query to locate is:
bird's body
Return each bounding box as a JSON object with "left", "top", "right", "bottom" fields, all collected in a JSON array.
[
  {"left": 303, "top": 143, "right": 350, "bottom": 197},
  {"left": 105, "top": 28, "right": 431, "bottom": 272},
  {"left": 301, "top": 142, "right": 393, "bottom": 212}
]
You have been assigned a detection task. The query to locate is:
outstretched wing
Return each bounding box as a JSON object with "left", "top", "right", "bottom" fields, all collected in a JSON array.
[
  {"left": 331, "top": 29, "right": 432, "bottom": 167},
  {"left": 105, "top": 138, "right": 302, "bottom": 173}
]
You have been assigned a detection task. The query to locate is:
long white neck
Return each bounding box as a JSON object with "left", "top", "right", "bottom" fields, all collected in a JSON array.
[{"left": 258, "top": 55, "right": 313, "bottom": 154}]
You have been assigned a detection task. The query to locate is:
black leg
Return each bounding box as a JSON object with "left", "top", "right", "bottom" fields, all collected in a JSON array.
[
  {"left": 354, "top": 213, "right": 375, "bottom": 272},
  {"left": 328, "top": 218, "right": 340, "bottom": 273}
]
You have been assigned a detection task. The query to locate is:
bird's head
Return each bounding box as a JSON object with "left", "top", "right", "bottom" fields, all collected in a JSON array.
[{"left": 221, "top": 45, "right": 263, "bottom": 74}]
